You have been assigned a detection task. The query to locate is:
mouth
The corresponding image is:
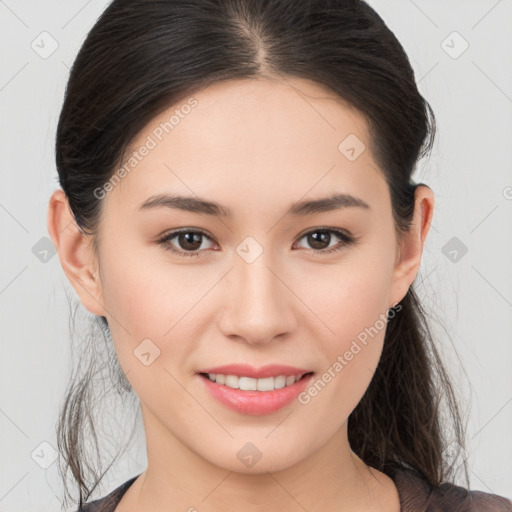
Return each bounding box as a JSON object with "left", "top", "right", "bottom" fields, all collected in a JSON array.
[
  {"left": 197, "top": 370, "right": 316, "bottom": 415},
  {"left": 198, "top": 371, "right": 315, "bottom": 392}
]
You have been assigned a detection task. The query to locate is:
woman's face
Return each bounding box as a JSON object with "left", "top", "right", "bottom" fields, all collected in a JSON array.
[{"left": 61, "top": 77, "right": 429, "bottom": 474}]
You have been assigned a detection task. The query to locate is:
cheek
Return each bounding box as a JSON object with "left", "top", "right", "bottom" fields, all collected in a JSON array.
[
  {"left": 299, "top": 252, "right": 392, "bottom": 339},
  {"left": 98, "top": 247, "right": 214, "bottom": 390},
  {"left": 99, "top": 242, "right": 205, "bottom": 335},
  {"left": 296, "top": 257, "right": 392, "bottom": 410}
]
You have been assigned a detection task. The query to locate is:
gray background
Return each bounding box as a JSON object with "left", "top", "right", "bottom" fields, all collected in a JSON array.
[{"left": 1, "top": 0, "right": 511, "bottom": 510}]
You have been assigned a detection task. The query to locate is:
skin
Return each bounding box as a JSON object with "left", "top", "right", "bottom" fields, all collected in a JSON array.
[{"left": 47, "top": 77, "right": 434, "bottom": 511}]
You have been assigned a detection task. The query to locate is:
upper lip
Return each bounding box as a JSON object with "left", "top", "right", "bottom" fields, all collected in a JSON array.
[{"left": 198, "top": 364, "right": 313, "bottom": 379}]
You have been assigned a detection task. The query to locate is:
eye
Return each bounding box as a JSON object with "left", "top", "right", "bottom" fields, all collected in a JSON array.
[
  {"left": 157, "top": 227, "right": 357, "bottom": 258},
  {"left": 294, "top": 228, "right": 357, "bottom": 255},
  {"left": 157, "top": 229, "right": 216, "bottom": 258}
]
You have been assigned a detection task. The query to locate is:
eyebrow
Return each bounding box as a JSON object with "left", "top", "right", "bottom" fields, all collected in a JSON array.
[{"left": 137, "top": 192, "right": 371, "bottom": 217}]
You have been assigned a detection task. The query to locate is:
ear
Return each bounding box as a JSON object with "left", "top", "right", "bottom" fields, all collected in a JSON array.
[
  {"left": 388, "top": 184, "right": 435, "bottom": 308},
  {"left": 47, "top": 189, "right": 106, "bottom": 317}
]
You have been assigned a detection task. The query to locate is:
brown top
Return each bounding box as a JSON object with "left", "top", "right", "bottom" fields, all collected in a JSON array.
[{"left": 78, "top": 466, "right": 512, "bottom": 511}]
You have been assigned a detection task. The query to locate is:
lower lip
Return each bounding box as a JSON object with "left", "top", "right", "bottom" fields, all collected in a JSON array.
[{"left": 198, "top": 373, "right": 314, "bottom": 415}]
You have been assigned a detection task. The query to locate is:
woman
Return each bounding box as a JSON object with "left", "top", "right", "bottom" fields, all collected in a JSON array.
[{"left": 46, "top": 0, "right": 512, "bottom": 510}]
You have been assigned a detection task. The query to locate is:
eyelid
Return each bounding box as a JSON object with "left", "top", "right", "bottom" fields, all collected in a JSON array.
[{"left": 295, "top": 226, "right": 353, "bottom": 240}]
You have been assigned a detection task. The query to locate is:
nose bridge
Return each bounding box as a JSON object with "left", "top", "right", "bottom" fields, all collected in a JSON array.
[{"left": 221, "top": 240, "right": 295, "bottom": 344}]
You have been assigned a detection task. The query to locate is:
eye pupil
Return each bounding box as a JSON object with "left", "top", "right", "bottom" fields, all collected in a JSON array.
[
  {"left": 308, "top": 231, "right": 330, "bottom": 250},
  {"left": 179, "top": 232, "right": 202, "bottom": 250}
]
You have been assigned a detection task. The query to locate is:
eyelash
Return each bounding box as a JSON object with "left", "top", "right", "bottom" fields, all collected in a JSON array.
[{"left": 156, "top": 228, "right": 357, "bottom": 258}]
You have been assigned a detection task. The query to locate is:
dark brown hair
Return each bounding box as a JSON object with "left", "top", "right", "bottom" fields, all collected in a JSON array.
[{"left": 54, "top": 0, "right": 469, "bottom": 508}]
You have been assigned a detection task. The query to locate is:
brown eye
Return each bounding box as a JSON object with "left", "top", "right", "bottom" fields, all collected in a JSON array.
[
  {"left": 157, "top": 229, "right": 215, "bottom": 257},
  {"left": 295, "top": 228, "right": 356, "bottom": 254},
  {"left": 176, "top": 231, "right": 203, "bottom": 251},
  {"left": 306, "top": 231, "right": 332, "bottom": 250},
  {"left": 157, "top": 227, "right": 357, "bottom": 259}
]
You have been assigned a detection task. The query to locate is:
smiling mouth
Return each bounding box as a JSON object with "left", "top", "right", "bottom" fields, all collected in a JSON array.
[{"left": 199, "top": 371, "right": 314, "bottom": 392}]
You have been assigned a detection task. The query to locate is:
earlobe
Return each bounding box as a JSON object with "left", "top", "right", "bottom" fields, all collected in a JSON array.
[
  {"left": 47, "top": 189, "right": 106, "bottom": 317},
  {"left": 388, "top": 184, "right": 435, "bottom": 307}
]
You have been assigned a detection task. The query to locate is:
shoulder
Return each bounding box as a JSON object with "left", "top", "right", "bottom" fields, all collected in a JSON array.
[
  {"left": 432, "top": 481, "right": 512, "bottom": 512},
  {"left": 391, "top": 465, "right": 512, "bottom": 512},
  {"left": 76, "top": 475, "right": 140, "bottom": 512}
]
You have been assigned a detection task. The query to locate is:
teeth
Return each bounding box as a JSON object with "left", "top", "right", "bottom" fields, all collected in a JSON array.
[{"left": 207, "top": 373, "right": 305, "bottom": 391}]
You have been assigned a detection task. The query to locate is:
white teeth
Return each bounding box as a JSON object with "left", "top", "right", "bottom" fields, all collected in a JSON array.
[
  {"left": 239, "top": 376, "right": 257, "bottom": 390},
  {"left": 207, "top": 373, "right": 305, "bottom": 391},
  {"left": 274, "top": 376, "right": 286, "bottom": 389},
  {"left": 285, "top": 375, "right": 296, "bottom": 386},
  {"left": 225, "top": 375, "right": 239, "bottom": 388}
]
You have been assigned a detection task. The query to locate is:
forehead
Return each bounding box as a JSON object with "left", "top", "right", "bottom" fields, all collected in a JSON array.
[{"left": 108, "top": 77, "right": 388, "bottom": 216}]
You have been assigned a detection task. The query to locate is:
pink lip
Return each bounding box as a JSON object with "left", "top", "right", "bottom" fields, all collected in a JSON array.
[
  {"left": 197, "top": 363, "right": 311, "bottom": 379},
  {"left": 197, "top": 371, "right": 315, "bottom": 415}
]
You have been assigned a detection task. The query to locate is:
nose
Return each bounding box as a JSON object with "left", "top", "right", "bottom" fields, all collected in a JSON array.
[{"left": 218, "top": 250, "right": 298, "bottom": 346}]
